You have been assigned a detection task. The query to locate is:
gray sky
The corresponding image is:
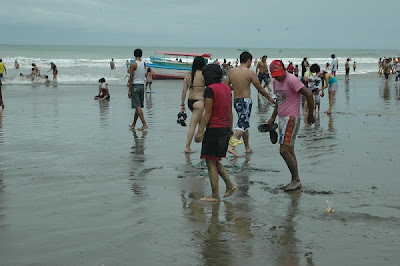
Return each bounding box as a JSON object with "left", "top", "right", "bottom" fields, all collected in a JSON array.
[{"left": 1, "top": 0, "right": 399, "bottom": 49}]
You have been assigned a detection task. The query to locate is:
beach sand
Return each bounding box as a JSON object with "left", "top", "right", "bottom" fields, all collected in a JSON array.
[{"left": 0, "top": 75, "right": 399, "bottom": 265}]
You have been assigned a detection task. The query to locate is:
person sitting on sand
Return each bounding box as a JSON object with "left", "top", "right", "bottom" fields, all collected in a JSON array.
[
  {"left": 224, "top": 51, "right": 274, "bottom": 157},
  {"left": 267, "top": 60, "right": 315, "bottom": 191},
  {"left": 94, "top": 77, "right": 110, "bottom": 100},
  {"left": 194, "top": 64, "right": 236, "bottom": 202},
  {"left": 145, "top": 68, "right": 155, "bottom": 93},
  {"left": 310, "top": 64, "right": 338, "bottom": 114},
  {"left": 181, "top": 56, "right": 206, "bottom": 153}
]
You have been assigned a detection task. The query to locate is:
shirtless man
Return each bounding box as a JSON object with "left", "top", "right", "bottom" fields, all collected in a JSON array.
[
  {"left": 110, "top": 59, "right": 115, "bottom": 70},
  {"left": 32, "top": 63, "right": 40, "bottom": 77},
  {"left": 225, "top": 52, "right": 274, "bottom": 157},
  {"left": 256, "top": 55, "right": 272, "bottom": 92},
  {"left": 14, "top": 60, "right": 19, "bottom": 69}
]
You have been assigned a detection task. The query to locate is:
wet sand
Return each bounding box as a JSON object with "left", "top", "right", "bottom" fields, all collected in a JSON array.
[{"left": 0, "top": 76, "right": 399, "bottom": 265}]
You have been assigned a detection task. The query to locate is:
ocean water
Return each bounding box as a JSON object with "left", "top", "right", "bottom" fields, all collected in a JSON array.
[{"left": 0, "top": 44, "right": 398, "bottom": 85}]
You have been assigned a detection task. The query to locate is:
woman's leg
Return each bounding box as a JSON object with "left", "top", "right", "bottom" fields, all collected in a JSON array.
[{"left": 184, "top": 101, "right": 204, "bottom": 153}]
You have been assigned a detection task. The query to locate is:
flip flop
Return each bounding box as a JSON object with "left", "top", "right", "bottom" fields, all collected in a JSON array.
[
  {"left": 258, "top": 123, "right": 278, "bottom": 133},
  {"left": 269, "top": 129, "right": 278, "bottom": 144}
]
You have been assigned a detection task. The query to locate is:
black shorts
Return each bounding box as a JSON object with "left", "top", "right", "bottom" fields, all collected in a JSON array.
[
  {"left": 384, "top": 73, "right": 390, "bottom": 79},
  {"left": 345, "top": 68, "right": 350, "bottom": 74},
  {"left": 200, "top": 127, "right": 231, "bottom": 161}
]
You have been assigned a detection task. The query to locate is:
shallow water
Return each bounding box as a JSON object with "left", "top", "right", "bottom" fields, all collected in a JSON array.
[{"left": 0, "top": 74, "right": 399, "bottom": 265}]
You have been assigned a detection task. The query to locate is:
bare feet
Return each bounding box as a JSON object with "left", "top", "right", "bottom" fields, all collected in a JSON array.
[
  {"left": 284, "top": 180, "right": 302, "bottom": 192},
  {"left": 324, "top": 110, "right": 332, "bottom": 114},
  {"left": 200, "top": 195, "right": 220, "bottom": 202},
  {"left": 130, "top": 124, "right": 135, "bottom": 130},
  {"left": 245, "top": 147, "right": 253, "bottom": 153},
  {"left": 228, "top": 147, "right": 241, "bottom": 157},
  {"left": 184, "top": 149, "right": 196, "bottom": 153},
  {"left": 137, "top": 125, "right": 148, "bottom": 131},
  {"left": 223, "top": 186, "right": 237, "bottom": 198}
]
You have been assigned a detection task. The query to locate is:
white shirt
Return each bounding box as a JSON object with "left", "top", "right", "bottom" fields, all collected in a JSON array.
[{"left": 133, "top": 61, "right": 146, "bottom": 85}]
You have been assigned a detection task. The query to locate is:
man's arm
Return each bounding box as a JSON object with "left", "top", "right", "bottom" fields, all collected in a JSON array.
[
  {"left": 250, "top": 72, "right": 274, "bottom": 102},
  {"left": 194, "top": 97, "right": 213, "bottom": 142},
  {"left": 299, "top": 87, "right": 315, "bottom": 124},
  {"left": 268, "top": 100, "right": 278, "bottom": 125},
  {"left": 128, "top": 62, "right": 137, "bottom": 97},
  {"left": 255, "top": 62, "right": 260, "bottom": 74}
]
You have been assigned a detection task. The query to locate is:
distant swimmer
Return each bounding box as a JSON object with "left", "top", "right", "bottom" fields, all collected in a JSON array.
[
  {"left": 44, "top": 75, "right": 51, "bottom": 84},
  {"left": 330, "top": 54, "right": 338, "bottom": 76},
  {"left": 14, "top": 60, "right": 19, "bottom": 69},
  {"left": 31, "top": 63, "right": 40, "bottom": 77},
  {"left": 345, "top": 58, "right": 350, "bottom": 80},
  {"left": 353, "top": 61, "right": 356, "bottom": 72},
  {"left": 30, "top": 68, "right": 37, "bottom": 82},
  {"left": 110, "top": 59, "right": 115, "bottom": 70},
  {"left": 94, "top": 78, "right": 110, "bottom": 100},
  {"left": 126, "top": 60, "right": 130, "bottom": 69},
  {"left": 47, "top": 62, "right": 58, "bottom": 80},
  {"left": 0, "top": 59, "right": 5, "bottom": 109}
]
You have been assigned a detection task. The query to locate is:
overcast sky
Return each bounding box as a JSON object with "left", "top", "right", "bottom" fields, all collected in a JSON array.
[{"left": 1, "top": 0, "right": 399, "bottom": 49}]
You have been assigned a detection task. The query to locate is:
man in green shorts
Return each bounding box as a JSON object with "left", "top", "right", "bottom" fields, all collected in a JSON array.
[{"left": 128, "top": 49, "right": 148, "bottom": 131}]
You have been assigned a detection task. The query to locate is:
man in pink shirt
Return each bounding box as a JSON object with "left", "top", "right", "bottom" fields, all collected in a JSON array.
[{"left": 268, "top": 60, "right": 315, "bottom": 191}]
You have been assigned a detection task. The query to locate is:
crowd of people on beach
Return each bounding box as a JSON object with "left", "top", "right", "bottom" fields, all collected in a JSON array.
[{"left": 1, "top": 49, "right": 399, "bottom": 202}]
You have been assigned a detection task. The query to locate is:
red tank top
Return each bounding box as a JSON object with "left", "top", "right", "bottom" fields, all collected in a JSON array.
[{"left": 207, "top": 83, "right": 232, "bottom": 128}]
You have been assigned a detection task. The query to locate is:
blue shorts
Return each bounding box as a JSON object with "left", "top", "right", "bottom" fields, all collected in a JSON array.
[
  {"left": 258, "top": 72, "right": 270, "bottom": 84},
  {"left": 234, "top": 98, "right": 252, "bottom": 132}
]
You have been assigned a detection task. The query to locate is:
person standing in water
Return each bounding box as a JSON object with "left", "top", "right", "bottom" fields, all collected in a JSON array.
[
  {"left": 110, "top": 59, "right": 115, "bottom": 70},
  {"left": 225, "top": 52, "right": 274, "bottom": 157},
  {"left": 311, "top": 64, "right": 338, "bottom": 114},
  {"left": 181, "top": 56, "right": 206, "bottom": 153},
  {"left": 194, "top": 64, "right": 236, "bottom": 202},
  {"left": 128, "top": 49, "right": 148, "bottom": 131},
  {"left": 47, "top": 62, "right": 58, "bottom": 80},
  {"left": 268, "top": 60, "right": 315, "bottom": 191},
  {"left": 145, "top": 68, "right": 155, "bottom": 93}
]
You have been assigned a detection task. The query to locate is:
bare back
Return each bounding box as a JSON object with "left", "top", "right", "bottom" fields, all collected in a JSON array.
[
  {"left": 225, "top": 67, "right": 254, "bottom": 98},
  {"left": 185, "top": 71, "right": 205, "bottom": 99}
]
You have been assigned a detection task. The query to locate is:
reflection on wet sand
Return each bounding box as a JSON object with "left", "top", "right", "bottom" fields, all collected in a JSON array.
[
  {"left": 181, "top": 196, "right": 254, "bottom": 265},
  {"left": 299, "top": 115, "right": 337, "bottom": 166},
  {"left": 98, "top": 100, "right": 109, "bottom": 127},
  {"left": 129, "top": 130, "right": 148, "bottom": 195},
  {"left": 380, "top": 84, "right": 391, "bottom": 101},
  {"left": 145, "top": 93, "right": 153, "bottom": 119},
  {"left": 344, "top": 79, "right": 350, "bottom": 106}
]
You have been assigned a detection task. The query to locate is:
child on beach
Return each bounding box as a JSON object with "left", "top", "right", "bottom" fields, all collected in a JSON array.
[
  {"left": 294, "top": 65, "right": 299, "bottom": 77},
  {"left": 30, "top": 68, "right": 37, "bottom": 82},
  {"left": 145, "top": 68, "right": 155, "bottom": 93},
  {"left": 44, "top": 75, "right": 51, "bottom": 84},
  {"left": 94, "top": 77, "right": 110, "bottom": 100},
  {"left": 313, "top": 88, "right": 321, "bottom": 113},
  {"left": 194, "top": 64, "right": 236, "bottom": 202}
]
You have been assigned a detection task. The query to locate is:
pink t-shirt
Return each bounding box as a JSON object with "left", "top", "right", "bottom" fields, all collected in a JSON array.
[{"left": 273, "top": 72, "right": 304, "bottom": 118}]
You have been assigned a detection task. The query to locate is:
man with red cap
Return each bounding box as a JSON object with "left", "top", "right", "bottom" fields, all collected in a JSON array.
[{"left": 267, "top": 60, "right": 315, "bottom": 191}]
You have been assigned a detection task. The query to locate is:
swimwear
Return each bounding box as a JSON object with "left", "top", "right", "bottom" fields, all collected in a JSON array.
[
  {"left": 328, "top": 76, "right": 338, "bottom": 92},
  {"left": 258, "top": 72, "right": 270, "bottom": 84},
  {"left": 278, "top": 116, "right": 300, "bottom": 147},
  {"left": 187, "top": 99, "right": 202, "bottom": 111},
  {"left": 233, "top": 98, "right": 252, "bottom": 132},
  {"left": 345, "top": 68, "right": 350, "bottom": 75},
  {"left": 200, "top": 127, "right": 231, "bottom": 161}
]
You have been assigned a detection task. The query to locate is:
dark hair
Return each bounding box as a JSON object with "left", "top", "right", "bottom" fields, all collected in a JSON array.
[
  {"left": 32, "top": 68, "right": 34, "bottom": 70},
  {"left": 240, "top": 52, "right": 252, "bottom": 63},
  {"left": 147, "top": 68, "right": 151, "bottom": 73},
  {"left": 99, "top": 77, "right": 106, "bottom": 83},
  {"left": 0, "top": 59, "right": 2, "bottom": 62},
  {"left": 310, "top": 64, "right": 320, "bottom": 73},
  {"left": 262, "top": 55, "right": 267, "bottom": 59},
  {"left": 331, "top": 54, "right": 335, "bottom": 58},
  {"left": 202, "top": 64, "right": 222, "bottom": 86},
  {"left": 45, "top": 75, "right": 49, "bottom": 78},
  {"left": 191, "top": 56, "right": 206, "bottom": 85},
  {"left": 133, "top": 49, "right": 143, "bottom": 57}
]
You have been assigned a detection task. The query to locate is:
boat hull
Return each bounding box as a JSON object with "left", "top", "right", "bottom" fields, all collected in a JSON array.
[{"left": 146, "top": 62, "right": 189, "bottom": 80}]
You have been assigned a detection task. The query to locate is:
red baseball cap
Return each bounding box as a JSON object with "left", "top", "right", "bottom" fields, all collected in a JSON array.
[{"left": 270, "top": 60, "right": 285, "bottom": 78}]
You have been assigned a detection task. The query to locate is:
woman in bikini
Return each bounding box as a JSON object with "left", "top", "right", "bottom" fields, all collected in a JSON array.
[
  {"left": 180, "top": 56, "right": 206, "bottom": 153},
  {"left": 311, "top": 64, "right": 338, "bottom": 114}
]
